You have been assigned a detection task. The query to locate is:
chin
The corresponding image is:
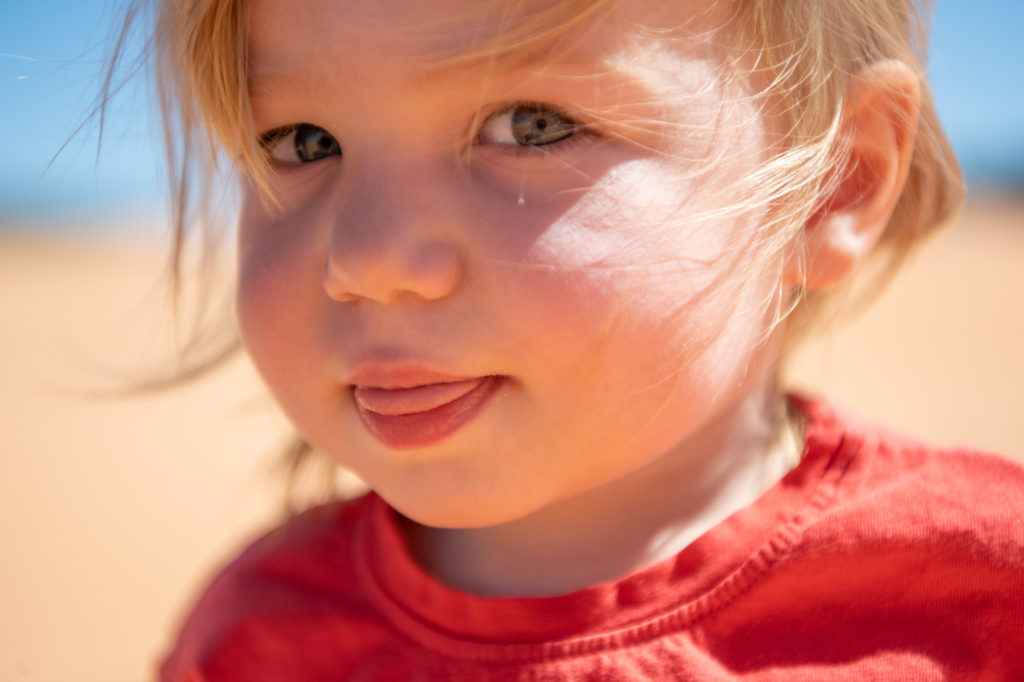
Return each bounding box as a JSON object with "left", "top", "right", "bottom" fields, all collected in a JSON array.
[{"left": 379, "top": 483, "right": 544, "bottom": 530}]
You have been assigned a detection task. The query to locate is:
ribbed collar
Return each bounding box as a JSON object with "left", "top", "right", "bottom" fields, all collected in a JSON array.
[{"left": 352, "top": 398, "right": 861, "bottom": 660}]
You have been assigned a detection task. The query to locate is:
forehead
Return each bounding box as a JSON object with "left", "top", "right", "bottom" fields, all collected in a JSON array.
[
  {"left": 247, "top": 0, "right": 735, "bottom": 89},
  {"left": 250, "top": 0, "right": 572, "bottom": 66}
]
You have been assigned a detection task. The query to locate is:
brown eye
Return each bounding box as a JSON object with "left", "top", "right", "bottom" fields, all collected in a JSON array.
[
  {"left": 479, "top": 104, "right": 580, "bottom": 147},
  {"left": 262, "top": 123, "right": 341, "bottom": 164}
]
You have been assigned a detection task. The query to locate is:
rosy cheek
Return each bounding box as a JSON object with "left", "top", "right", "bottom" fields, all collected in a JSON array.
[{"left": 236, "top": 208, "right": 313, "bottom": 377}]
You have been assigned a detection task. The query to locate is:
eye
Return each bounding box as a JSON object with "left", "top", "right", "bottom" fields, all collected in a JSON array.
[
  {"left": 478, "top": 103, "right": 581, "bottom": 147},
  {"left": 261, "top": 123, "right": 341, "bottom": 164}
]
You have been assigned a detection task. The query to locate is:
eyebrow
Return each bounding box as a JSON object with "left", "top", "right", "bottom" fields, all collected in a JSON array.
[
  {"left": 248, "top": 55, "right": 642, "bottom": 102},
  {"left": 248, "top": 72, "right": 300, "bottom": 99},
  {"left": 248, "top": 19, "right": 634, "bottom": 99},
  {"left": 249, "top": 66, "right": 341, "bottom": 99}
]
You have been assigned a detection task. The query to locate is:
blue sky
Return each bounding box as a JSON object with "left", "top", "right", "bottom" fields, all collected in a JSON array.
[{"left": 1, "top": 1, "right": 1022, "bottom": 222}]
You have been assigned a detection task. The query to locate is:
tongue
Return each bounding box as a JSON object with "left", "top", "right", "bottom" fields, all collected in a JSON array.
[{"left": 353, "top": 378, "right": 485, "bottom": 416}]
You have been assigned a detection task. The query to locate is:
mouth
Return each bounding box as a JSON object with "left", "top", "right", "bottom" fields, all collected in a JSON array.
[{"left": 351, "top": 375, "right": 505, "bottom": 449}]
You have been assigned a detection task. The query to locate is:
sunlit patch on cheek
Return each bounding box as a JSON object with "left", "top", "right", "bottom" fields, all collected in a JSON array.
[
  {"left": 521, "top": 159, "right": 708, "bottom": 269},
  {"left": 510, "top": 148, "right": 769, "bottom": 361},
  {"left": 484, "top": 156, "right": 722, "bottom": 369}
]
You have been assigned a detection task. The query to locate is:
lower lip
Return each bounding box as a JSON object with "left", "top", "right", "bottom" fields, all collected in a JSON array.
[{"left": 353, "top": 376, "right": 505, "bottom": 449}]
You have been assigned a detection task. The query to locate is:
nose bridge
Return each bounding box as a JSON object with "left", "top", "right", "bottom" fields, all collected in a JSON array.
[{"left": 323, "top": 157, "right": 461, "bottom": 304}]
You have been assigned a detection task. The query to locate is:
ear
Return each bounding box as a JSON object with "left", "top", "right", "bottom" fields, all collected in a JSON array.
[{"left": 786, "top": 60, "right": 921, "bottom": 290}]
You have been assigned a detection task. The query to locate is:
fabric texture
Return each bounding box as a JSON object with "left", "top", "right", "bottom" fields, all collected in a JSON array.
[{"left": 159, "top": 398, "right": 1024, "bottom": 681}]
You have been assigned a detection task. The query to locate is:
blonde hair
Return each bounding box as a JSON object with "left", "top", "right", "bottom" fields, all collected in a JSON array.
[
  {"left": 734, "top": 0, "right": 962, "bottom": 336},
  {"left": 112, "top": 0, "right": 961, "bottom": 498}
]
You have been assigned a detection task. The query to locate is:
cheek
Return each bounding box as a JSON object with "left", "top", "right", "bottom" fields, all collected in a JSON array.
[
  {"left": 494, "top": 160, "right": 731, "bottom": 340},
  {"left": 483, "top": 172, "right": 719, "bottom": 402},
  {"left": 492, "top": 161, "right": 778, "bottom": 409},
  {"left": 235, "top": 198, "right": 322, "bottom": 406}
]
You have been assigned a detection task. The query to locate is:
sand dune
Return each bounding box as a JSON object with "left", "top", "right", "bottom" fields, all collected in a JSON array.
[{"left": 1, "top": 198, "right": 1022, "bottom": 681}]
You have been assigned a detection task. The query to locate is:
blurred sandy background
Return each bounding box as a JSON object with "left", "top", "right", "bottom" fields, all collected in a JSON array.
[
  {"left": 3, "top": 0, "right": 1023, "bottom": 676},
  {"left": 1, "top": 196, "right": 1022, "bottom": 682}
]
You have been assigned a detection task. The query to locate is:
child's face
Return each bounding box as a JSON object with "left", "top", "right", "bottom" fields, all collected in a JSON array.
[{"left": 238, "top": 0, "right": 785, "bottom": 527}]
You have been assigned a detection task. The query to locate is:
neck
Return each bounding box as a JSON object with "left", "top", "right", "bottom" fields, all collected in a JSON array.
[{"left": 406, "top": 381, "right": 797, "bottom": 597}]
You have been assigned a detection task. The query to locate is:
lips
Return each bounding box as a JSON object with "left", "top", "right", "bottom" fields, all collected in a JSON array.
[
  {"left": 354, "top": 379, "right": 484, "bottom": 416},
  {"left": 351, "top": 375, "right": 505, "bottom": 449}
]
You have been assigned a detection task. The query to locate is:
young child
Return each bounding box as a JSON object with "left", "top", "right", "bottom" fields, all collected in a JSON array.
[{"left": 145, "top": 0, "right": 1024, "bottom": 678}]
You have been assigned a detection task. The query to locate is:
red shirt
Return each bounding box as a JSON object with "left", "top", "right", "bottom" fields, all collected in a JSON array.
[{"left": 160, "top": 399, "right": 1024, "bottom": 680}]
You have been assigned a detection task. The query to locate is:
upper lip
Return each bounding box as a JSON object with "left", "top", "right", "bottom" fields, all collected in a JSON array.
[{"left": 348, "top": 365, "right": 483, "bottom": 390}]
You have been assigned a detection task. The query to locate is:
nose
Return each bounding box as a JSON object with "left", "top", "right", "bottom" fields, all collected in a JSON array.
[{"left": 322, "top": 178, "right": 463, "bottom": 304}]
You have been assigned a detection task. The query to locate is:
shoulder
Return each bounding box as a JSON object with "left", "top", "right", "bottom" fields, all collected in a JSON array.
[
  {"left": 796, "top": 395, "right": 1024, "bottom": 498},
  {"left": 723, "top": 399, "right": 1024, "bottom": 674},
  {"left": 792, "top": 395, "right": 1024, "bottom": 574},
  {"left": 158, "top": 494, "right": 377, "bottom": 682},
  {"left": 810, "top": 398, "right": 1024, "bottom": 523},
  {"left": 202, "top": 492, "right": 373, "bottom": 599}
]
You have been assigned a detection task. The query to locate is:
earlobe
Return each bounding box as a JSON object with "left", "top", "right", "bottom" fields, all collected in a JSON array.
[{"left": 786, "top": 60, "right": 921, "bottom": 290}]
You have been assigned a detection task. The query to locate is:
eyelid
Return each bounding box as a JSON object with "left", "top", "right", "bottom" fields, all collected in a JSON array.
[
  {"left": 259, "top": 124, "right": 295, "bottom": 148},
  {"left": 485, "top": 100, "right": 585, "bottom": 122}
]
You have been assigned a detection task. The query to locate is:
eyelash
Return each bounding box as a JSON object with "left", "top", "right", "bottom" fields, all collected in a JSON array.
[{"left": 256, "top": 100, "right": 593, "bottom": 166}]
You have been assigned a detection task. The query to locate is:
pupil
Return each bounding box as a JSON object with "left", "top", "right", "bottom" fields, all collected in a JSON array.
[{"left": 536, "top": 118, "right": 548, "bottom": 130}]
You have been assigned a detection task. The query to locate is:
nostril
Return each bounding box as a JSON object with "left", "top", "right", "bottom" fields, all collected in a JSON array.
[
  {"left": 412, "top": 241, "right": 461, "bottom": 301},
  {"left": 322, "top": 259, "right": 361, "bottom": 302}
]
